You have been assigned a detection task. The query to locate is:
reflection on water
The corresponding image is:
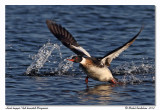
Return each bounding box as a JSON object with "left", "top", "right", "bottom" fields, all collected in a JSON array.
[
  {"left": 78, "top": 84, "right": 114, "bottom": 104},
  {"left": 77, "top": 82, "right": 154, "bottom": 105}
]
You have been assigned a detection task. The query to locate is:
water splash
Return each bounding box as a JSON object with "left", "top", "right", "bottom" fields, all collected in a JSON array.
[
  {"left": 26, "top": 42, "right": 63, "bottom": 74},
  {"left": 26, "top": 41, "right": 75, "bottom": 76},
  {"left": 112, "top": 62, "right": 155, "bottom": 84},
  {"left": 52, "top": 55, "right": 74, "bottom": 75}
]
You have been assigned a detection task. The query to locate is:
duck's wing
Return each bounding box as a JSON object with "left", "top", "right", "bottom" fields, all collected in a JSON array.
[
  {"left": 46, "top": 20, "right": 91, "bottom": 57},
  {"left": 100, "top": 26, "right": 144, "bottom": 66}
]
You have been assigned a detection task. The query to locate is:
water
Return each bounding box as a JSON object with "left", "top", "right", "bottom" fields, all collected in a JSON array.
[{"left": 5, "top": 5, "right": 155, "bottom": 105}]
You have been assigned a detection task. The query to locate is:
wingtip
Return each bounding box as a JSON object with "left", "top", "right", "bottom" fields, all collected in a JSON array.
[
  {"left": 46, "top": 19, "right": 57, "bottom": 26},
  {"left": 133, "top": 24, "right": 144, "bottom": 39},
  {"left": 46, "top": 19, "right": 53, "bottom": 25}
]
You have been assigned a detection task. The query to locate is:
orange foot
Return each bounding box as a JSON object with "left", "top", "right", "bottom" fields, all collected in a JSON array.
[
  {"left": 85, "top": 76, "right": 89, "bottom": 84},
  {"left": 109, "top": 78, "right": 119, "bottom": 84},
  {"left": 109, "top": 78, "right": 124, "bottom": 85}
]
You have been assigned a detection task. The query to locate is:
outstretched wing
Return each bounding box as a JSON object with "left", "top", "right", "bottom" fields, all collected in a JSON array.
[
  {"left": 100, "top": 26, "right": 144, "bottom": 66},
  {"left": 46, "top": 20, "right": 91, "bottom": 57}
]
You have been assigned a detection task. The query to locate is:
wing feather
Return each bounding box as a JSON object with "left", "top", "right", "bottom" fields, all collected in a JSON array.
[
  {"left": 46, "top": 20, "right": 91, "bottom": 57},
  {"left": 101, "top": 26, "right": 144, "bottom": 66}
]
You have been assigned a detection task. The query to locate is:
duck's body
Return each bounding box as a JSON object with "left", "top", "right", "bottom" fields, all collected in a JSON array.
[
  {"left": 80, "top": 57, "right": 113, "bottom": 82},
  {"left": 46, "top": 19, "right": 143, "bottom": 84}
]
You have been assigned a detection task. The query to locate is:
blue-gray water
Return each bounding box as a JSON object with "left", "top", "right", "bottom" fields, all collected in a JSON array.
[{"left": 6, "top": 5, "right": 155, "bottom": 105}]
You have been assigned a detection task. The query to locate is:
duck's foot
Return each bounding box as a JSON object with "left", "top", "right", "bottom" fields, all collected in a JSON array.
[
  {"left": 85, "top": 76, "right": 89, "bottom": 84},
  {"left": 109, "top": 78, "right": 119, "bottom": 84},
  {"left": 110, "top": 79, "right": 117, "bottom": 84},
  {"left": 109, "top": 78, "right": 124, "bottom": 85}
]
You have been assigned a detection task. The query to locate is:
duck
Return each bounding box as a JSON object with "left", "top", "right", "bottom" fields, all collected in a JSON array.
[{"left": 46, "top": 19, "right": 143, "bottom": 84}]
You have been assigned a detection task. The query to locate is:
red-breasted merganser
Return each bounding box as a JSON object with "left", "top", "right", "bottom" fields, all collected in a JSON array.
[{"left": 46, "top": 20, "right": 143, "bottom": 84}]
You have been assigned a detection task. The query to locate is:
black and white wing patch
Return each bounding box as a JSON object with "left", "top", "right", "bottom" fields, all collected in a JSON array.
[
  {"left": 101, "top": 26, "right": 144, "bottom": 66},
  {"left": 46, "top": 20, "right": 91, "bottom": 57}
]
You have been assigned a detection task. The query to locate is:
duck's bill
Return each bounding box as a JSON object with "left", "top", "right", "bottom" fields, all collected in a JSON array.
[{"left": 67, "top": 59, "right": 75, "bottom": 62}]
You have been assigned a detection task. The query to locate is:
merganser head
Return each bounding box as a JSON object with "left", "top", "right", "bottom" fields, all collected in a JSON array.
[{"left": 67, "top": 56, "right": 82, "bottom": 63}]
